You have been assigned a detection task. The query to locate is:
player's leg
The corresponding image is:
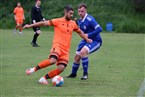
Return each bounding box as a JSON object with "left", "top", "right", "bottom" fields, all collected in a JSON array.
[
  {"left": 19, "top": 20, "right": 23, "bottom": 34},
  {"left": 39, "top": 63, "right": 67, "bottom": 85},
  {"left": 26, "top": 55, "right": 57, "bottom": 75},
  {"left": 67, "top": 40, "right": 86, "bottom": 78},
  {"left": 31, "top": 27, "right": 41, "bottom": 47},
  {"left": 67, "top": 54, "right": 81, "bottom": 78},
  {"left": 39, "top": 51, "right": 68, "bottom": 85},
  {"left": 14, "top": 19, "right": 19, "bottom": 33},
  {"left": 79, "top": 47, "right": 89, "bottom": 80},
  {"left": 80, "top": 41, "right": 102, "bottom": 80}
]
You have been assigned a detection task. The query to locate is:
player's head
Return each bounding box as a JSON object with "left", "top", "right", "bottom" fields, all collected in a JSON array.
[
  {"left": 17, "top": 2, "right": 21, "bottom": 7},
  {"left": 78, "top": 3, "right": 87, "bottom": 18},
  {"left": 64, "top": 5, "right": 74, "bottom": 21},
  {"left": 36, "top": 0, "right": 41, "bottom": 7}
]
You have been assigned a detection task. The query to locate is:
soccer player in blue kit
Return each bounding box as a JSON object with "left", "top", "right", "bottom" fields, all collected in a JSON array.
[{"left": 67, "top": 3, "right": 102, "bottom": 80}]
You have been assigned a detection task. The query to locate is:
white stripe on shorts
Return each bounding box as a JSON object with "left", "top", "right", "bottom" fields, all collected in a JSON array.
[
  {"left": 76, "top": 43, "right": 101, "bottom": 55},
  {"left": 84, "top": 43, "right": 101, "bottom": 53}
]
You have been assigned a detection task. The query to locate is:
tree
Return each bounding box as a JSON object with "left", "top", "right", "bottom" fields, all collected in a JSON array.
[{"left": 133, "top": 0, "right": 145, "bottom": 12}]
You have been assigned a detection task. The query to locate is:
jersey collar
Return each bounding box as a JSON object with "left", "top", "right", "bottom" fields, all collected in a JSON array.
[
  {"left": 35, "top": 5, "right": 40, "bottom": 8},
  {"left": 81, "top": 13, "right": 88, "bottom": 22}
]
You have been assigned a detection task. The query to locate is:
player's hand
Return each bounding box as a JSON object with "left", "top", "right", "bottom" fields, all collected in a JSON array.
[
  {"left": 23, "top": 24, "right": 31, "bottom": 29},
  {"left": 87, "top": 39, "right": 92, "bottom": 43}
]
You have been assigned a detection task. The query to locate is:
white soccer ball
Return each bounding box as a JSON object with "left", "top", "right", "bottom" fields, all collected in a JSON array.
[{"left": 52, "top": 75, "right": 64, "bottom": 87}]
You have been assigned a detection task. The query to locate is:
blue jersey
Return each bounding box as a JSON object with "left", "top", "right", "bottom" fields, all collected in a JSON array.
[{"left": 77, "top": 14, "right": 102, "bottom": 42}]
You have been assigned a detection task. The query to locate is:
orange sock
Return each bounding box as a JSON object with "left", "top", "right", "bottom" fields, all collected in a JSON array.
[
  {"left": 45, "top": 68, "right": 61, "bottom": 79},
  {"left": 34, "top": 59, "right": 51, "bottom": 71}
]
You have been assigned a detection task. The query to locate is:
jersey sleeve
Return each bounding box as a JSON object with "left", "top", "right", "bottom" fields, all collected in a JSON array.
[
  {"left": 22, "top": 8, "right": 24, "bottom": 14},
  {"left": 90, "top": 18, "right": 99, "bottom": 29},
  {"left": 31, "top": 7, "right": 35, "bottom": 21},
  {"left": 88, "top": 17, "right": 102, "bottom": 37},
  {"left": 47, "top": 19, "right": 59, "bottom": 26},
  {"left": 73, "top": 22, "right": 81, "bottom": 33}
]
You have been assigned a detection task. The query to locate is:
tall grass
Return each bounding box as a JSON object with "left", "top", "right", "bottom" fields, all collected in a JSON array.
[{"left": 0, "top": 0, "right": 145, "bottom": 33}]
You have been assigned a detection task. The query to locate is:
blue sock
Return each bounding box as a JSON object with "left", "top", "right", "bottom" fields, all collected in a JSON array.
[
  {"left": 71, "top": 63, "right": 80, "bottom": 75},
  {"left": 82, "top": 57, "right": 89, "bottom": 75}
]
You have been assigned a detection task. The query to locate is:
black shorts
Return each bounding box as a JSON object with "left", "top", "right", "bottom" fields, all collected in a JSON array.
[{"left": 33, "top": 27, "right": 40, "bottom": 32}]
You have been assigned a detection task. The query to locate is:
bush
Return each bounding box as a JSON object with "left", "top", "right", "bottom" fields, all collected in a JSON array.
[
  {"left": 1, "top": 0, "right": 145, "bottom": 33},
  {"left": 133, "top": 0, "right": 145, "bottom": 12},
  {"left": 116, "top": 19, "right": 145, "bottom": 33}
]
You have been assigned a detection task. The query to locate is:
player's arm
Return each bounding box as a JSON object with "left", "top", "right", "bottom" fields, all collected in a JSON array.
[
  {"left": 74, "top": 22, "right": 92, "bottom": 43},
  {"left": 76, "top": 30, "right": 92, "bottom": 43},
  {"left": 23, "top": 21, "right": 49, "bottom": 29},
  {"left": 22, "top": 8, "right": 25, "bottom": 20},
  {"left": 13, "top": 8, "right": 17, "bottom": 20},
  {"left": 40, "top": 10, "right": 45, "bottom": 21},
  {"left": 31, "top": 7, "right": 36, "bottom": 23},
  {"left": 88, "top": 19, "right": 102, "bottom": 37},
  {"left": 14, "top": 14, "right": 16, "bottom": 20}
]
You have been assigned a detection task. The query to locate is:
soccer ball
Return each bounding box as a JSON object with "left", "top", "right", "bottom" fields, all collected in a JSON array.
[{"left": 52, "top": 75, "right": 64, "bottom": 87}]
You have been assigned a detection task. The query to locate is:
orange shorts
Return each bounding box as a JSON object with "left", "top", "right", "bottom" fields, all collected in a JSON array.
[
  {"left": 49, "top": 46, "right": 69, "bottom": 66},
  {"left": 15, "top": 19, "right": 23, "bottom": 25}
]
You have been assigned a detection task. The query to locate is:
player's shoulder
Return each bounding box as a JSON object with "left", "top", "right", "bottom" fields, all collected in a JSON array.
[
  {"left": 14, "top": 7, "right": 18, "bottom": 10},
  {"left": 70, "top": 20, "right": 76, "bottom": 23},
  {"left": 32, "top": 6, "right": 36, "bottom": 9},
  {"left": 86, "top": 14, "right": 95, "bottom": 22},
  {"left": 56, "top": 18, "right": 76, "bottom": 23},
  {"left": 53, "top": 17, "right": 62, "bottom": 21}
]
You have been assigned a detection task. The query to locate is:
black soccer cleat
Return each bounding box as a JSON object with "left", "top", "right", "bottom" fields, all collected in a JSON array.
[
  {"left": 31, "top": 42, "right": 40, "bottom": 47},
  {"left": 81, "top": 74, "right": 88, "bottom": 80},
  {"left": 66, "top": 74, "right": 77, "bottom": 78}
]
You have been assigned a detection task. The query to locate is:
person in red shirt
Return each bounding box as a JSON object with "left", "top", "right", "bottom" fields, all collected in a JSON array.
[
  {"left": 13, "top": 2, "right": 25, "bottom": 34},
  {"left": 23, "top": 5, "right": 92, "bottom": 85}
]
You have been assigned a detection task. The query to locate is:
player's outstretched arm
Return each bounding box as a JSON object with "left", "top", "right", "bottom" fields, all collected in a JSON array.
[
  {"left": 77, "top": 30, "right": 92, "bottom": 43},
  {"left": 23, "top": 21, "right": 48, "bottom": 29}
]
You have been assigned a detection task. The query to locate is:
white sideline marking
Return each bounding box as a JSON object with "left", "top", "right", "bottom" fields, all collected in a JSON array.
[{"left": 137, "top": 78, "right": 145, "bottom": 97}]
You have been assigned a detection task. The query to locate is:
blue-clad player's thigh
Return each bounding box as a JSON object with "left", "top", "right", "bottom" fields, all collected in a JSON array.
[{"left": 76, "top": 40, "right": 102, "bottom": 54}]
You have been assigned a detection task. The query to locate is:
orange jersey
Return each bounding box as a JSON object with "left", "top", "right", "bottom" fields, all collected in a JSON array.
[
  {"left": 48, "top": 17, "right": 81, "bottom": 52},
  {"left": 13, "top": 7, "right": 24, "bottom": 20}
]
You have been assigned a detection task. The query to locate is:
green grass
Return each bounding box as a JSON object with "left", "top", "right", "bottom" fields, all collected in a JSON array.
[{"left": 0, "top": 29, "right": 145, "bottom": 97}]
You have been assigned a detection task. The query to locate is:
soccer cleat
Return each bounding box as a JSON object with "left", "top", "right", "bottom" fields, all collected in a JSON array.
[
  {"left": 31, "top": 42, "right": 40, "bottom": 47},
  {"left": 66, "top": 74, "right": 77, "bottom": 78},
  {"left": 81, "top": 74, "right": 88, "bottom": 80},
  {"left": 39, "top": 77, "right": 49, "bottom": 85},
  {"left": 19, "top": 32, "right": 23, "bottom": 35},
  {"left": 13, "top": 29, "right": 16, "bottom": 34},
  {"left": 26, "top": 68, "right": 35, "bottom": 75}
]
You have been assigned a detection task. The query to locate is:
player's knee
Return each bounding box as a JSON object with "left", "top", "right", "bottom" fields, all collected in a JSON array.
[
  {"left": 36, "top": 30, "right": 41, "bottom": 34},
  {"left": 17, "top": 24, "right": 20, "bottom": 26},
  {"left": 57, "top": 64, "right": 66, "bottom": 71},
  {"left": 49, "top": 58, "right": 57, "bottom": 64},
  {"left": 74, "top": 55, "right": 81, "bottom": 63},
  {"left": 80, "top": 48, "right": 89, "bottom": 57},
  {"left": 80, "top": 51, "right": 88, "bottom": 58}
]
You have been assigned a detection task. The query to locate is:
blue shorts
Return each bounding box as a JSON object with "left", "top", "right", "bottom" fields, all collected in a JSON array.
[{"left": 76, "top": 40, "right": 102, "bottom": 55}]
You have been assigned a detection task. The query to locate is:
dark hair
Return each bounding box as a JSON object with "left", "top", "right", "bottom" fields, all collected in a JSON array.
[
  {"left": 78, "top": 3, "right": 87, "bottom": 9},
  {"left": 64, "top": 5, "right": 74, "bottom": 12},
  {"left": 36, "top": 0, "right": 41, "bottom": 2}
]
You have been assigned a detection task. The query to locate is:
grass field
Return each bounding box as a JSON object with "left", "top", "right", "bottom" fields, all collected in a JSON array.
[{"left": 0, "top": 29, "right": 144, "bottom": 97}]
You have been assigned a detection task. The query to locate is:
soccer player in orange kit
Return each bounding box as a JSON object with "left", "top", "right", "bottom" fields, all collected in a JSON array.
[
  {"left": 23, "top": 5, "right": 92, "bottom": 85},
  {"left": 13, "top": 2, "right": 25, "bottom": 34}
]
